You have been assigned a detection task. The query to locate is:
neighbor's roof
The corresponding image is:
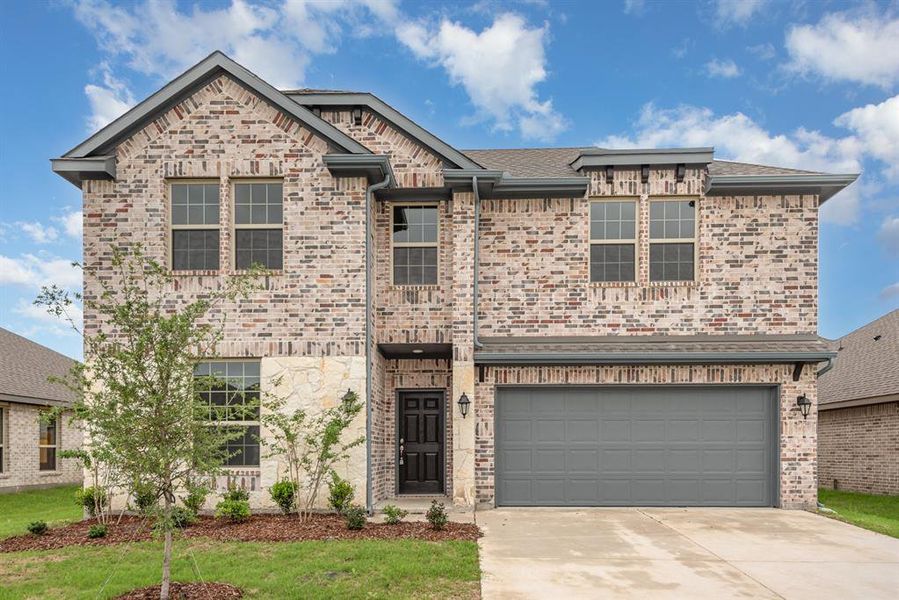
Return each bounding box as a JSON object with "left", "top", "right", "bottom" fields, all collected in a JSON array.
[
  {"left": 0, "top": 328, "right": 77, "bottom": 406},
  {"left": 819, "top": 309, "right": 899, "bottom": 408},
  {"left": 462, "top": 148, "right": 823, "bottom": 179}
]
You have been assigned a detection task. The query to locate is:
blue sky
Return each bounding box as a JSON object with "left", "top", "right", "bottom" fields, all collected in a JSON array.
[{"left": 1, "top": 0, "right": 897, "bottom": 360}]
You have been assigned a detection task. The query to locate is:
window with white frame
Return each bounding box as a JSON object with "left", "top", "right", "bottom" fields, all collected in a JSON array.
[
  {"left": 589, "top": 200, "right": 637, "bottom": 282},
  {"left": 171, "top": 182, "right": 221, "bottom": 271},
  {"left": 233, "top": 182, "right": 283, "bottom": 270},
  {"left": 649, "top": 199, "right": 696, "bottom": 282},
  {"left": 194, "top": 361, "right": 261, "bottom": 468},
  {"left": 38, "top": 414, "right": 58, "bottom": 471},
  {"left": 392, "top": 205, "right": 438, "bottom": 285}
]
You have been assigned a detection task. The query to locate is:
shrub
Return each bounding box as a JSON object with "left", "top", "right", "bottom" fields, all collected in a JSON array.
[
  {"left": 87, "top": 524, "right": 108, "bottom": 539},
  {"left": 76, "top": 486, "right": 108, "bottom": 518},
  {"left": 170, "top": 506, "right": 196, "bottom": 528},
  {"left": 269, "top": 480, "right": 297, "bottom": 515},
  {"left": 215, "top": 498, "right": 251, "bottom": 522},
  {"left": 181, "top": 483, "right": 210, "bottom": 516},
  {"left": 131, "top": 481, "right": 158, "bottom": 515},
  {"left": 382, "top": 504, "right": 408, "bottom": 525},
  {"left": 27, "top": 520, "right": 48, "bottom": 535},
  {"left": 344, "top": 505, "right": 367, "bottom": 530},
  {"left": 223, "top": 483, "right": 250, "bottom": 503},
  {"left": 426, "top": 500, "right": 448, "bottom": 530},
  {"left": 327, "top": 472, "right": 355, "bottom": 515}
]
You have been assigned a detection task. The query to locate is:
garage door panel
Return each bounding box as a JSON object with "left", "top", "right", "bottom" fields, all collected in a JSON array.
[{"left": 496, "top": 387, "right": 775, "bottom": 507}]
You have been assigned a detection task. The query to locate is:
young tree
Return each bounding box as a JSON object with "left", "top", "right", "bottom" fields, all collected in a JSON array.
[
  {"left": 262, "top": 390, "right": 364, "bottom": 519},
  {"left": 37, "top": 245, "right": 263, "bottom": 600}
]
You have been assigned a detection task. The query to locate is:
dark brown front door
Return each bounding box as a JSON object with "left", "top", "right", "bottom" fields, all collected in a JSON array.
[{"left": 398, "top": 391, "right": 444, "bottom": 494}]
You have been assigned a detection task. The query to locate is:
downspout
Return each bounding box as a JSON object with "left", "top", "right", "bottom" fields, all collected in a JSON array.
[
  {"left": 365, "top": 172, "right": 391, "bottom": 515},
  {"left": 472, "top": 176, "right": 483, "bottom": 349},
  {"left": 816, "top": 357, "right": 835, "bottom": 377}
]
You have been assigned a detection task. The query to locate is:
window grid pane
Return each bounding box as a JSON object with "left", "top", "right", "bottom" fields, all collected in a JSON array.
[
  {"left": 393, "top": 206, "right": 438, "bottom": 244},
  {"left": 650, "top": 200, "right": 695, "bottom": 240},
  {"left": 649, "top": 242, "right": 695, "bottom": 281},
  {"left": 590, "top": 202, "right": 637, "bottom": 241},
  {"left": 590, "top": 244, "right": 636, "bottom": 282},
  {"left": 393, "top": 246, "right": 438, "bottom": 285},
  {"left": 172, "top": 230, "right": 220, "bottom": 271},
  {"left": 235, "top": 229, "right": 283, "bottom": 270},
  {"left": 171, "top": 184, "right": 219, "bottom": 226},
  {"left": 234, "top": 183, "right": 283, "bottom": 225}
]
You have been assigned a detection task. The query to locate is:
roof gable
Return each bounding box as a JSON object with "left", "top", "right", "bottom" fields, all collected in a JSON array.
[{"left": 0, "top": 328, "right": 77, "bottom": 405}]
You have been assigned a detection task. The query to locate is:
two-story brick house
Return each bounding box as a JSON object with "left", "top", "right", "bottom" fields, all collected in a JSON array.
[{"left": 52, "top": 52, "right": 855, "bottom": 511}]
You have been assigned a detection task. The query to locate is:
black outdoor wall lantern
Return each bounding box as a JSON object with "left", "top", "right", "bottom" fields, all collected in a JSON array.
[
  {"left": 458, "top": 392, "right": 471, "bottom": 418},
  {"left": 796, "top": 395, "right": 812, "bottom": 419},
  {"left": 342, "top": 389, "right": 355, "bottom": 406}
]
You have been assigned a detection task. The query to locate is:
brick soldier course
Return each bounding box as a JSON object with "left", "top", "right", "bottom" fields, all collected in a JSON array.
[{"left": 53, "top": 51, "right": 856, "bottom": 511}]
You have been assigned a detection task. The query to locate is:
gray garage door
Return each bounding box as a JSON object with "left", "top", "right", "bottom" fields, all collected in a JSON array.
[{"left": 495, "top": 386, "right": 777, "bottom": 507}]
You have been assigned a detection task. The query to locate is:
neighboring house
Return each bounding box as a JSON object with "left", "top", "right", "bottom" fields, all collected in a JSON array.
[
  {"left": 51, "top": 51, "right": 856, "bottom": 511},
  {"left": 819, "top": 310, "right": 899, "bottom": 496},
  {"left": 0, "top": 328, "right": 82, "bottom": 492}
]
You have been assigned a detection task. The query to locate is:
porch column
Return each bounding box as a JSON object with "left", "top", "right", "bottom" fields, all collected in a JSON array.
[{"left": 451, "top": 189, "right": 476, "bottom": 507}]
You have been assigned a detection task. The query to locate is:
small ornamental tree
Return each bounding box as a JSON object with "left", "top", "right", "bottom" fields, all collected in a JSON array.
[
  {"left": 36, "top": 245, "right": 263, "bottom": 600},
  {"left": 262, "top": 391, "right": 364, "bottom": 519}
]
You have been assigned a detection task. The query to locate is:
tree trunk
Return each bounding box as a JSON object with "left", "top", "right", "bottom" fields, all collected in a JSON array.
[{"left": 161, "top": 494, "right": 172, "bottom": 600}]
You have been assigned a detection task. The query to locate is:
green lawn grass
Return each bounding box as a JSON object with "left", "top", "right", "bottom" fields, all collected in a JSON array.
[
  {"left": 0, "top": 485, "right": 82, "bottom": 539},
  {"left": 819, "top": 488, "right": 899, "bottom": 539},
  {"left": 0, "top": 538, "right": 480, "bottom": 599}
]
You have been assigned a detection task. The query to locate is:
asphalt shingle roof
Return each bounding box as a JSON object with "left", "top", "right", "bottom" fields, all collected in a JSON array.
[
  {"left": 818, "top": 310, "right": 899, "bottom": 405},
  {"left": 461, "top": 148, "right": 822, "bottom": 178},
  {"left": 0, "top": 328, "right": 77, "bottom": 405}
]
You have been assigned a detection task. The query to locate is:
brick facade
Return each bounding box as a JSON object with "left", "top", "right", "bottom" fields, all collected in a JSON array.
[
  {"left": 819, "top": 402, "right": 899, "bottom": 495},
  {"left": 75, "top": 70, "right": 823, "bottom": 509},
  {"left": 0, "top": 404, "right": 82, "bottom": 492}
]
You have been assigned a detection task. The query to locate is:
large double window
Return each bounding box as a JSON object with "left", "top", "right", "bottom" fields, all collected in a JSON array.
[
  {"left": 171, "top": 183, "right": 220, "bottom": 271},
  {"left": 392, "top": 205, "right": 438, "bottom": 286},
  {"left": 194, "top": 361, "right": 261, "bottom": 468},
  {"left": 233, "top": 182, "right": 283, "bottom": 270},
  {"left": 589, "top": 198, "right": 697, "bottom": 283}
]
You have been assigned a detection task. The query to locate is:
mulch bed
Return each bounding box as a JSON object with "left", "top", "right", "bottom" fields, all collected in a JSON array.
[
  {"left": 0, "top": 513, "right": 480, "bottom": 553},
  {"left": 116, "top": 582, "right": 242, "bottom": 599}
]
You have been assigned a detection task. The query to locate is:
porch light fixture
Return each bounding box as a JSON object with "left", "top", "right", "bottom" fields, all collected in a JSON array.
[
  {"left": 412, "top": 348, "right": 424, "bottom": 354},
  {"left": 796, "top": 395, "right": 812, "bottom": 419},
  {"left": 458, "top": 392, "right": 471, "bottom": 419},
  {"left": 342, "top": 389, "right": 355, "bottom": 406}
]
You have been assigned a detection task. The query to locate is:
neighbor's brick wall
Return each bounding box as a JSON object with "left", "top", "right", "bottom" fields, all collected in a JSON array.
[
  {"left": 478, "top": 166, "right": 819, "bottom": 337},
  {"left": 819, "top": 401, "right": 899, "bottom": 495},
  {"left": 473, "top": 364, "right": 818, "bottom": 509},
  {"left": 371, "top": 358, "right": 453, "bottom": 502},
  {"left": 0, "top": 404, "right": 82, "bottom": 492}
]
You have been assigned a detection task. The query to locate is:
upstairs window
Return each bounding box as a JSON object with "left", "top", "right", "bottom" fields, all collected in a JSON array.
[
  {"left": 649, "top": 200, "right": 695, "bottom": 282},
  {"left": 171, "top": 182, "right": 220, "bottom": 271},
  {"left": 392, "top": 205, "right": 438, "bottom": 286},
  {"left": 195, "top": 361, "right": 261, "bottom": 468},
  {"left": 589, "top": 200, "right": 637, "bottom": 282},
  {"left": 38, "top": 415, "right": 58, "bottom": 471},
  {"left": 234, "top": 182, "right": 283, "bottom": 270}
]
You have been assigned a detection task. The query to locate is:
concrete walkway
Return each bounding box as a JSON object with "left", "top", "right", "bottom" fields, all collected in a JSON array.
[{"left": 477, "top": 508, "right": 899, "bottom": 599}]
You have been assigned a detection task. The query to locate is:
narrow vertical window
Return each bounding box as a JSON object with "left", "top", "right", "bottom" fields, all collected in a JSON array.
[
  {"left": 392, "top": 205, "right": 438, "bottom": 285},
  {"left": 649, "top": 200, "right": 696, "bottom": 282},
  {"left": 234, "top": 182, "right": 283, "bottom": 270},
  {"left": 0, "top": 408, "right": 5, "bottom": 473},
  {"left": 171, "top": 182, "right": 220, "bottom": 271},
  {"left": 195, "top": 361, "right": 261, "bottom": 468},
  {"left": 38, "top": 415, "right": 58, "bottom": 471},
  {"left": 589, "top": 200, "right": 637, "bottom": 282}
]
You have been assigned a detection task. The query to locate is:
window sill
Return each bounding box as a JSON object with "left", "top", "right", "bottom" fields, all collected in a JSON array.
[
  {"left": 648, "top": 280, "right": 698, "bottom": 288},
  {"left": 38, "top": 471, "right": 61, "bottom": 477},
  {"left": 170, "top": 270, "right": 284, "bottom": 277},
  {"left": 589, "top": 281, "right": 639, "bottom": 288},
  {"left": 387, "top": 284, "right": 441, "bottom": 291}
]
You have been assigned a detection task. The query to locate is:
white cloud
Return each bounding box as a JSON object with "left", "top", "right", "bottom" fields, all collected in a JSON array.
[
  {"left": 881, "top": 282, "right": 899, "bottom": 300},
  {"left": 785, "top": 10, "right": 899, "bottom": 87},
  {"left": 712, "top": 0, "right": 768, "bottom": 28},
  {"left": 0, "top": 254, "right": 82, "bottom": 290},
  {"left": 397, "top": 13, "right": 567, "bottom": 141},
  {"left": 13, "top": 299, "right": 83, "bottom": 337},
  {"left": 747, "top": 42, "right": 775, "bottom": 60},
  {"left": 596, "top": 103, "right": 863, "bottom": 224},
  {"left": 85, "top": 62, "right": 136, "bottom": 131},
  {"left": 623, "top": 0, "right": 645, "bottom": 15},
  {"left": 834, "top": 95, "right": 899, "bottom": 180},
  {"left": 878, "top": 216, "right": 899, "bottom": 255},
  {"left": 54, "top": 209, "right": 84, "bottom": 239},
  {"left": 704, "top": 58, "right": 741, "bottom": 78},
  {"left": 18, "top": 222, "right": 59, "bottom": 244}
]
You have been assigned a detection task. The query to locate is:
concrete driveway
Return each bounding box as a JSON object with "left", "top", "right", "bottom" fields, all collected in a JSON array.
[{"left": 477, "top": 508, "right": 899, "bottom": 599}]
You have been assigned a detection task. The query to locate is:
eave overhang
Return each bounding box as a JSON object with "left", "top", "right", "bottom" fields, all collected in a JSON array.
[
  {"left": 571, "top": 147, "right": 714, "bottom": 171},
  {"left": 50, "top": 156, "right": 116, "bottom": 189},
  {"left": 474, "top": 351, "right": 837, "bottom": 366},
  {"left": 323, "top": 154, "right": 395, "bottom": 186},
  {"left": 706, "top": 173, "right": 859, "bottom": 202},
  {"left": 288, "top": 91, "right": 484, "bottom": 170},
  {"left": 442, "top": 169, "right": 588, "bottom": 199}
]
